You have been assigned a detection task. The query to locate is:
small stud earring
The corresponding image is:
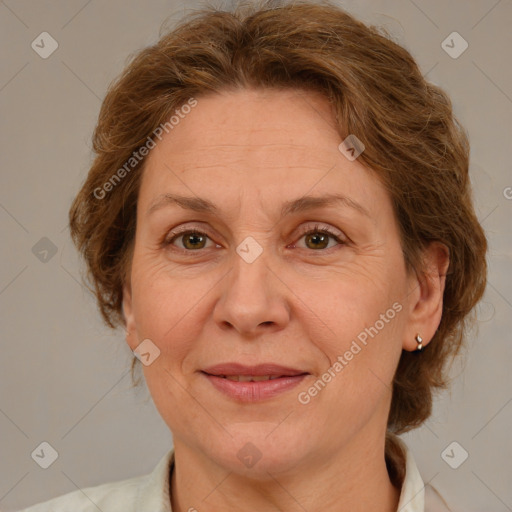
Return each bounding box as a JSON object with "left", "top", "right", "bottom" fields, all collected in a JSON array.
[{"left": 415, "top": 334, "right": 423, "bottom": 351}]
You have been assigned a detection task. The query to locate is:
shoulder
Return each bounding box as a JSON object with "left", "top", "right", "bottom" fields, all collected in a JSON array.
[
  {"left": 17, "top": 474, "right": 145, "bottom": 512},
  {"left": 17, "top": 449, "right": 175, "bottom": 512},
  {"left": 424, "top": 483, "right": 453, "bottom": 512}
]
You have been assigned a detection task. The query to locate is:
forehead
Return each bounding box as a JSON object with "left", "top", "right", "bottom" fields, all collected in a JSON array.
[{"left": 138, "top": 88, "right": 389, "bottom": 219}]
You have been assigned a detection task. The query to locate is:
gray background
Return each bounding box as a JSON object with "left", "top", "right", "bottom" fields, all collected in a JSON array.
[{"left": 1, "top": 0, "right": 511, "bottom": 510}]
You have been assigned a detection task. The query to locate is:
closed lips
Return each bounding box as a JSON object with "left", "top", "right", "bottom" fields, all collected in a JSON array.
[
  {"left": 218, "top": 375, "right": 290, "bottom": 381},
  {"left": 202, "top": 363, "right": 309, "bottom": 379},
  {"left": 202, "top": 363, "right": 310, "bottom": 402}
]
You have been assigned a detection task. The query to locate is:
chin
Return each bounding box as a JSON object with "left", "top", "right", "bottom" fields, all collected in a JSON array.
[{"left": 208, "top": 425, "right": 312, "bottom": 478}]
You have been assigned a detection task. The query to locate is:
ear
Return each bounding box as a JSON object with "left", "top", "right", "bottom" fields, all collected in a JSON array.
[
  {"left": 402, "top": 242, "right": 450, "bottom": 351},
  {"left": 122, "top": 280, "right": 138, "bottom": 351}
]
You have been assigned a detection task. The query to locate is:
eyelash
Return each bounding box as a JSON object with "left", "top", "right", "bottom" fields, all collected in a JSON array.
[{"left": 162, "top": 223, "right": 347, "bottom": 254}]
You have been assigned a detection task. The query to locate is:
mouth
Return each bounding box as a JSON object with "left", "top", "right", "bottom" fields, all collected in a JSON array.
[
  {"left": 201, "top": 363, "right": 309, "bottom": 402},
  {"left": 212, "top": 375, "right": 286, "bottom": 382}
]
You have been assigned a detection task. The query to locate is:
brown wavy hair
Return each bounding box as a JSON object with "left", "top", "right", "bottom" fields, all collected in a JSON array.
[{"left": 69, "top": 0, "right": 487, "bottom": 450}]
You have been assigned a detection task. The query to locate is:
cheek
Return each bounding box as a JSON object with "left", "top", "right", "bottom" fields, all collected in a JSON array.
[
  {"left": 129, "top": 256, "right": 239, "bottom": 382},
  {"left": 296, "top": 265, "right": 406, "bottom": 423},
  {"left": 305, "top": 259, "right": 406, "bottom": 356},
  {"left": 130, "top": 258, "right": 208, "bottom": 361}
]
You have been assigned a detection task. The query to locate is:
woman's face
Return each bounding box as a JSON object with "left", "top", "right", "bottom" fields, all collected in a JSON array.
[{"left": 123, "top": 88, "right": 429, "bottom": 475}]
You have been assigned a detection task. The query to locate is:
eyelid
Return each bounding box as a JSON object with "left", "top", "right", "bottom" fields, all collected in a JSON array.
[{"left": 295, "top": 223, "right": 346, "bottom": 242}]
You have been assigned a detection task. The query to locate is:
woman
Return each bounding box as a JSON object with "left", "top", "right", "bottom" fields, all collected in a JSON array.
[{"left": 19, "top": 1, "right": 487, "bottom": 511}]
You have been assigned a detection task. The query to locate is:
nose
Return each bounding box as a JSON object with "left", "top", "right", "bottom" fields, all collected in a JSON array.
[{"left": 212, "top": 245, "right": 291, "bottom": 338}]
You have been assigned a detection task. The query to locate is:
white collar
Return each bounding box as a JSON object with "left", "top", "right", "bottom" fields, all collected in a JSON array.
[
  {"left": 393, "top": 436, "right": 451, "bottom": 512},
  {"left": 134, "top": 448, "right": 173, "bottom": 511},
  {"left": 394, "top": 436, "right": 426, "bottom": 511}
]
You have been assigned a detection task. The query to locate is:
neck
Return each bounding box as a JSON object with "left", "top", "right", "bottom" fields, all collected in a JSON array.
[{"left": 170, "top": 434, "right": 401, "bottom": 512}]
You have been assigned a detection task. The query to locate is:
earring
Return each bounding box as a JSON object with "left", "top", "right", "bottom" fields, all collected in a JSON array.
[{"left": 415, "top": 334, "right": 423, "bottom": 351}]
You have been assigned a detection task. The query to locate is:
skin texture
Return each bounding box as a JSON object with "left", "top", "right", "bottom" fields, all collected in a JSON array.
[{"left": 122, "top": 88, "right": 449, "bottom": 512}]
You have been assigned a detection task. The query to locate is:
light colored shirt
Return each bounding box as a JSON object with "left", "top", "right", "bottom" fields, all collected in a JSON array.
[{"left": 17, "top": 437, "right": 451, "bottom": 512}]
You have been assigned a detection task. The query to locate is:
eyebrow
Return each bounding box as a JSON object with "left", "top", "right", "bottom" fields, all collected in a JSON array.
[{"left": 146, "top": 192, "right": 371, "bottom": 218}]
